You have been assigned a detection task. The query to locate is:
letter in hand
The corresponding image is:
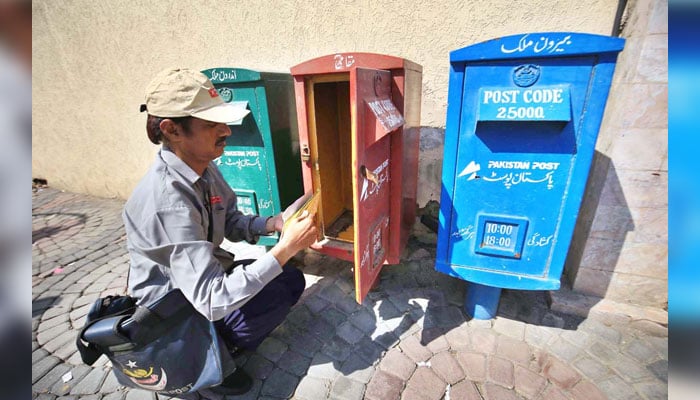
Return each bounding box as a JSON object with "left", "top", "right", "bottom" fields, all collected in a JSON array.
[{"left": 281, "top": 190, "right": 320, "bottom": 233}]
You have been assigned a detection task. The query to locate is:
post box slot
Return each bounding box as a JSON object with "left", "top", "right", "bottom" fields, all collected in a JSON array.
[
  {"left": 308, "top": 75, "right": 354, "bottom": 243},
  {"left": 474, "top": 121, "right": 576, "bottom": 154}
]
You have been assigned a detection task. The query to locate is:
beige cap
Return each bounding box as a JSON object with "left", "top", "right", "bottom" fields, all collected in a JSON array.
[{"left": 143, "top": 68, "right": 250, "bottom": 123}]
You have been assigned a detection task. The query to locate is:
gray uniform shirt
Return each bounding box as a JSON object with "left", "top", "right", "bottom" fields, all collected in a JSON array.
[{"left": 123, "top": 148, "right": 282, "bottom": 321}]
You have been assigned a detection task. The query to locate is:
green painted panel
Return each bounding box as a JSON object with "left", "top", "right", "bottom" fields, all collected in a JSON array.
[{"left": 203, "top": 68, "right": 303, "bottom": 246}]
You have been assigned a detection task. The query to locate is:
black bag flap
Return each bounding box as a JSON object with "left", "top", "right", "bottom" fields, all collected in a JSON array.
[{"left": 82, "top": 315, "right": 131, "bottom": 348}]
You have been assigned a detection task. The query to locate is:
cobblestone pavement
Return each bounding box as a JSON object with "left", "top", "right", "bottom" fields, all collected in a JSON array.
[{"left": 32, "top": 188, "right": 668, "bottom": 400}]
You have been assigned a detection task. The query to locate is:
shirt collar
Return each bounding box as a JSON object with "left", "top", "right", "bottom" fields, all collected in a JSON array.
[{"left": 159, "top": 147, "right": 204, "bottom": 186}]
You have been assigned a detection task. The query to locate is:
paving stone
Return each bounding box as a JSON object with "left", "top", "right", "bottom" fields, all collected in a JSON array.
[
  {"left": 102, "top": 391, "right": 126, "bottom": 400},
  {"left": 405, "top": 366, "right": 445, "bottom": 400},
  {"left": 373, "top": 299, "right": 403, "bottom": 322},
  {"left": 53, "top": 338, "right": 80, "bottom": 361},
  {"left": 33, "top": 363, "right": 72, "bottom": 393},
  {"left": 33, "top": 348, "right": 50, "bottom": 364},
  {"left": 364, "top": 370, "right": 403, "bottom": 400},
  {"left": 513, "top": 365, "right": 547, "bottom": 399},
  {"left": 372, "top": 329, "right": 401, "bottom": 350},
  {"left": 34, "top": 394, "right": 57, "bottom": 400},
  {"left": 277, "top": 350, "right": 312, "bottom": 377},
  {"left": 50, "top": 365, "right": 91, "bottom": 396},
  {"left": 330, "top": 376, "right": 365, "bottom": 400},
  {"left": 319, "top": 283, "right": 348, "bottom": 305},
  {"left": 348, "top": 309, "right": 377, "bottom": 335},
  {"left": 580, "top": 320, "right": 622, "bottom": 345},
  {"left": 285, "top": 332, "right": 322, "bottom": 358},
  {"left": 308, "top": 353, "right": 340, "bottom": 380},
  {"left": 125, "top": 390, "right": 156, "bottom": 400},
  {"left": 399, "top": 335, "right": 432, "bottom": 363},
  {"left": 482, "top": 382, "right": 520, "bottom": 400},
  {"left": 633, "top": 379, "right": 667, "bottom": 400},
  {"left": 243, "top": 353, "right": 274, "bottom": 380},
  {"left": 335, "top": 276, "right": 354, "bottom": 295},
  {"left": 547, "top": 336, "right": 584, "bottom": 363},
  {"left": 100, "top": 370, "right": 125, "bottom": 392},
  {"left": 76, "top": 394, "right": 102, "bottom": 400},
  {"left": 42, "top": 330, "right": 77, "bottom": 353},
  {"left": 624, "top": 337, "right": 660, "bottom": 363},
  {"left": 337, "top": 321, "right": 365, "bottom": 345},
  {"left": 421, "top": 327, "right": 450, "bottom": 354},
  {"left": 449, "top": 380, "right": 481, "bottom": 400},
  {"left": 33, "top": 355, "right": 60, "bottom": 384},
  {"left": 321, "top": 307, "right": 349, "bottom": 327},
  {"left": 294, "top": 375, "right": 330, "bottom": 400},
  {"left": 69, "top": 366, "right": 108, "bottom": 395},
  {"left": 647, "top": 359, "right": 667, "bottom": 382},
  {"left": 496, "top": 336, "right": 532, "bottom": 366},
  {"left": 487, "top": 356, "right": 514, "bottom": 389},
  {"left": 454, "top": 351, "right": 487, "bottom": 381},
  {"left": 587, "top": 340, "right": 619, "bottom": 363},
  {"left": 322, "top": 335, "right": 353, "bottom": 362},
  {"left": 570, "top": 380, "right": 607, "bottom": 400},
  {"left": 493, "top": 317, "right": 526, "bottom": 341},
  {"left": 542, "top": 356, "right": 581, "bottom": 390},
  {"left": 596, "top": 375, "right": 640, "bottom": 400},
  {"left": 307, "top": 318, "right": 337, "bottom": 342},
  {"left": 37, "top": 307, "right": 70, "bottom": 333},
  {"left": 611, "top": 353, "right": 654, "bottom": 382},
  {"left": 353, "top": 336, "right": 385, "bottom": 365},
  {"left": 257, "top": 336, "right": 288, "bottom": 363},
  {"left": 469, "top": 328, "right": 498, "bottom": 354},
  {"left": 36, "top": 317, "right": 69, "bottom": 344},
  {"left": 539, "top": 385, "right": 569, "bottom": 400},
  {"left": 338, "top": 353, "right": 375, "bottom": 384},
  {"left": 572, "top": 356, "right": 613, "bottom": 381},
  {"left": 306, "top": 294, "right": 330, "bottom": 314},
  {"left": 444, "top": 323, "right": 471, "bottom": 350},
  {"left": 336, "top": 295, "right": 361, "bottom": 315},
  {"left": 540, "top": 313, "right": 566, "bottom": 329},
  {"left": 426, "top": 306, "right": 466, "bottom": 329},
  {"left": 378, "top": 347, "right": 416, "bottom": 381},
  {"left": 260, "top": 368, "right": 298, "bottom": 398},
  {"left": 429, "top": 351, "right": 464, "bottom": 385}
]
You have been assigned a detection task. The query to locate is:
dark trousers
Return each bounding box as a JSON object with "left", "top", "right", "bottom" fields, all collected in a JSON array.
[{"left": 214, "top": 261, "right": 305, "bottom": 351}]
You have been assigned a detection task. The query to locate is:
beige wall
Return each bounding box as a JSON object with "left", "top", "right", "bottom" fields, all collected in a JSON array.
[
  {"left": 32, "top": 0, "right": 617, "bottom": 199},
  {"left": 565, "top": 0, "right": 668, "bottom": 311}
]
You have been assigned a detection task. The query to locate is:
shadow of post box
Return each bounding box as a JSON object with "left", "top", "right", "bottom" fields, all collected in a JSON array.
[
  {"left": 435, "top": 33, "right": 625, "bottom": 319},
  {"left": 202, "top": 68, "right": 303, "bottom": 246},
  {"left": 291, "top": 53, "right": 422, "bottom": 303}
]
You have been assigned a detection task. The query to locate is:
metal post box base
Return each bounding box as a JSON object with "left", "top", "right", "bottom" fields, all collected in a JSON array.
[{"left": 464, "top": 282, "right": 502, "bottom": 320}]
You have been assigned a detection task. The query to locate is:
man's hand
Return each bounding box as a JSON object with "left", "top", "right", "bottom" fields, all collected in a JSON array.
[
  {"left": 266, "top": 214, "right": 284, "bottom": 233},
  {"left": 269, "top": 210, "right": 318, "bottom": 266}
]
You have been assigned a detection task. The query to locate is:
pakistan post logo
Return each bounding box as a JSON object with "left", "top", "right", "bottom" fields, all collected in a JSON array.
[{"left": 121, "top": 360, "right": 168, "bottom": 391}]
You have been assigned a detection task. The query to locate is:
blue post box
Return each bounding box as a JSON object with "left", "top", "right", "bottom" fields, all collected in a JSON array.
[{"left": 435, "top": 32, "right": 625, "bottom": 319}]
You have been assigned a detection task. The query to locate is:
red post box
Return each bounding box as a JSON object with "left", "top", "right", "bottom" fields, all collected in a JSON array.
[{"left": 291, "top": 53, "right": 422, "bottom": 303}]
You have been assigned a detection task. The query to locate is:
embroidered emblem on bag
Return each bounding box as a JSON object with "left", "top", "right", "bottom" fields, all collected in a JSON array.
[{"left": 122, "top": 360, "right": 168, "bottom": 391}]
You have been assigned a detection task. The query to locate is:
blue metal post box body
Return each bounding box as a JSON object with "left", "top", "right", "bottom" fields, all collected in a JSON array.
[{"left": 435, "top": 33, "right": 624, "bottom": 317}]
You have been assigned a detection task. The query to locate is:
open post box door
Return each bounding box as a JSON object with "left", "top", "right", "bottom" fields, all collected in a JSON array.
[
  {"left": 291, "top": 53, "right": 422, "bottom": 305},
  {"left": 351, "top": 68, "right": 403, "bottom": 303}
]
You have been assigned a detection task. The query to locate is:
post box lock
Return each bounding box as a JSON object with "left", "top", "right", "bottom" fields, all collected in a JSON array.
[{"left": 301, "top": 144, "right": 311, "bottom": 161}]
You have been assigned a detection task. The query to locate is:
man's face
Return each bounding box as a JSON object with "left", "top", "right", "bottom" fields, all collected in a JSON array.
[{"left": 177, "top": 118, "right": 231, "bottom": 167}]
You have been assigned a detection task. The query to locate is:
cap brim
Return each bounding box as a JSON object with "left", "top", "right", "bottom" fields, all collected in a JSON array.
[{"left": 191, "top": 102, "right": 251, "bottom": 124}]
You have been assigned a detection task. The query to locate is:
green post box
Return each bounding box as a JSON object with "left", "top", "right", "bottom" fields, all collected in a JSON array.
[{"left": 202, "top": 67, "right": 303, "bottom": 246}]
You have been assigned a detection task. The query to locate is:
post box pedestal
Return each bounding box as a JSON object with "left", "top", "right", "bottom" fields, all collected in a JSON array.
[{"left": 465, "top": 283, "right": 502, "bottom": 320}]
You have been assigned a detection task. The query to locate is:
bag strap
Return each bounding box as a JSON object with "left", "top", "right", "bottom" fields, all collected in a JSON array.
[{"left": 76, "top": 299, "right": 136, "bottom": 365}]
